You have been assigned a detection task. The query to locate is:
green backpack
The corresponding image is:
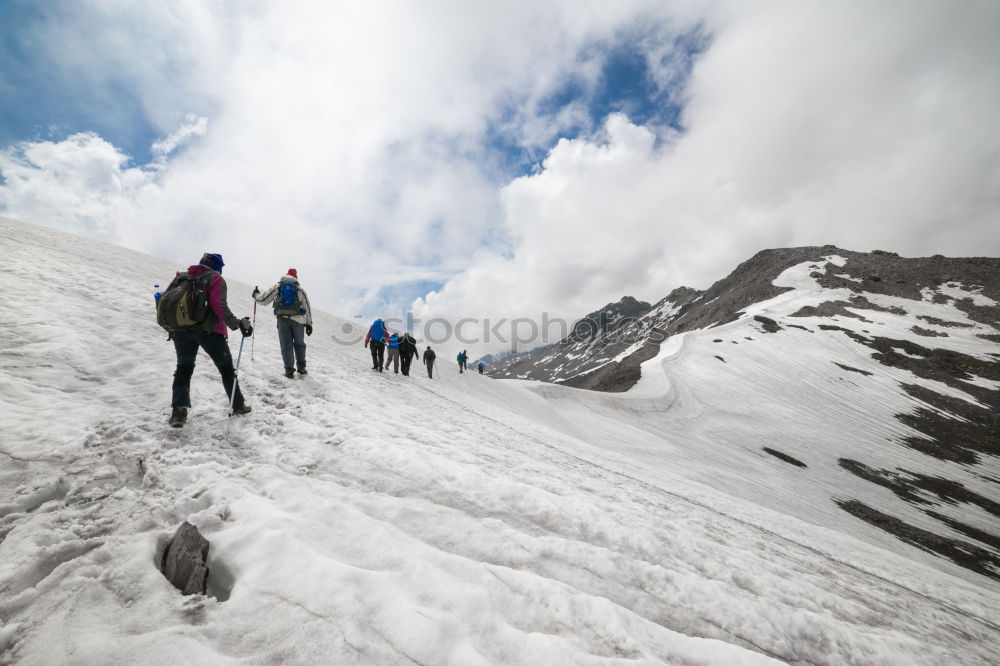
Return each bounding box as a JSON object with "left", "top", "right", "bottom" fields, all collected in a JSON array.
[{"left": 157, "top": 272, "right": 213, "bottom": 331}]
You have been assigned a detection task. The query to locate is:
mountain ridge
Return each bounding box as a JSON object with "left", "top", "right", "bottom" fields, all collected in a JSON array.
[{"left": 491, "top": 245, "right": 1000, "bottom": 391}]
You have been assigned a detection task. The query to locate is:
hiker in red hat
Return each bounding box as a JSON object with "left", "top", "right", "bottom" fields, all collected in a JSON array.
[{"left": 252, "top": 268, "right": 314, "bottom": 378}]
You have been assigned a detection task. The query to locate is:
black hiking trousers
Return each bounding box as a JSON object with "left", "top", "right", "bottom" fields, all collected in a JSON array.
[
  {"left": 369, "top": 340, "right": 385, "bottom": 370},
  {"left": 171, "top": 331, "right": 246, "bottom": 409},
  {"left": 401, "top": 352, "right": 414, "bottom": 376}
]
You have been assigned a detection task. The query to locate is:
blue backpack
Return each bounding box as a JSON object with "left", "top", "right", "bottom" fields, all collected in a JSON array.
[
  {"left": 274, "top": 281, "right": 303, "bottom": 316},
  {"left": 370, "top": 319, "right": 386, "bottom": 341}
]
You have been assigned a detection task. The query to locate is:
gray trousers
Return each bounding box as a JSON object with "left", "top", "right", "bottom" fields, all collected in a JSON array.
[
  {"left": 385, "top": 348, "right": 400, "bottom": 373},
  {"left": 277, "top": 317, "right": 306, "bottom": 369}
]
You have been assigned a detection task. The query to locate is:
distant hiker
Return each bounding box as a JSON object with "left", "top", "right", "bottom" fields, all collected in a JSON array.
[
  {"left": 477, "top": 362, "right": 485, "bottom": 375},
  {"left": 252, "top": 268, "right": 313, "bottom": 378},
  {"left": 399, "top": 332, "right": 419, "bottom": 376},
  {"left": 424, "top": 346, "right": 437, "bottom": 378},
  {"left": 457, "top": 350, "right": 468, "bottom": 373},
  {"left": 158, "top": 252, "right": 253, "bottom": 427},
  {"left": 384, "top": 332, "right": 401, "bottom": 374},
  {"left": 364, "top": 318, "right": 387, "bottom": 371}
]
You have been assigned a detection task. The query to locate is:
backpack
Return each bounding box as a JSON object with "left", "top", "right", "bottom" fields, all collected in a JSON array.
[
  {"left": 157, "top": 272, "right": 213, "bottom": 332},
  {"left": 370, "top": 319, "right": 385, "bottom": 341},
  {"left": 274, "top": 281, "right": 304, "bottom": 316},
  {"left": 424, "top": 349, "right": 436, "bottom": 362}
]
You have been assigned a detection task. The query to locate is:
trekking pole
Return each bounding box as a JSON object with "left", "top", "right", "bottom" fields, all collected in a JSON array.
[
  {"left": 225, "top": 335, "right": 246, "bottom": 443},
  {"left": 251, "top": 299, "right": 257, "bottom": 361}
]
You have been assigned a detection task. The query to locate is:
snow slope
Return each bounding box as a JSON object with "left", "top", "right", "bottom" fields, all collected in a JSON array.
[{"left": 1, "top": 217, "right": 999, "bottom": 665}]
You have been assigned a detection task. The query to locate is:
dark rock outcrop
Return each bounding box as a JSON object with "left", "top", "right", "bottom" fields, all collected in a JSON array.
[
  {"left": 763, "top": 448, "right": 807, "bottom": 467},
  {"left": 570, "top": 296, "right": 652, "bottom": 341},
  {"left": 834, "top": 362, "right": 872, "bottom": 376},
  {"left": 753, "top": 315, "right": 782, "bottom": 333},
  {"left": 837, "top": 499, "right": 1000, "bottom": 582},
  {"left": 161, "top": 522, "right": 210, "bottom": 595}
]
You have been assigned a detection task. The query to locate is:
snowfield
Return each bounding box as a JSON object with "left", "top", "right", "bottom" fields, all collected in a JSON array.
[{"left": 1, "top": 217, "right": 999, "bottom": 665}]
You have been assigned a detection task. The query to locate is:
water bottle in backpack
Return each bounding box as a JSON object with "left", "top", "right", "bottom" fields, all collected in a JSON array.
[{"left": 153, "top": 284, "right": 163, "bottom": 305}]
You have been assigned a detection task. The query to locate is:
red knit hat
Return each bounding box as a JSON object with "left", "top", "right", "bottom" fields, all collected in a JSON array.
[{"left": 287, "top": 268, "right": 298, "bottom": 278}]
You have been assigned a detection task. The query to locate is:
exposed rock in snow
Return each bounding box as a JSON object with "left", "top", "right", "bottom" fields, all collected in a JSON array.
[
  {"left": 762, "top": 448, "right": 807, "bottom": 468},
  {"left": 160, "top": 522, "right": 210, "bottom": 596},
  {"left": 752, "top": 315, "right": 781, "bottom": 333}
]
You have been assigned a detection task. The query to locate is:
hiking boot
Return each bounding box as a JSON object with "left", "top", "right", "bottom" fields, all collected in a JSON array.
[
  {"left": 297, "top": 365, "right": 308, "bottom": 375},
  {"left": 231, "top": 404, "right": 252, "bottom": 416},
  {"left": 169, "top": 407, "right": 187, "bottom": 428},
  {"left": 284, "top": 367, "right": 295, "bottom": 378}
]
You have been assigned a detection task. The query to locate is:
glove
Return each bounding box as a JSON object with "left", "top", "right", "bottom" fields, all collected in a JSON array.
[
  {"left": 252, "top": 286, "right": 260, "bottom": 297},
  {"left": 239, "top": 317, "right": 254, "bottom": 337},
  {"left": 306, "top": 324, "right": 313, "bottom": 336}
]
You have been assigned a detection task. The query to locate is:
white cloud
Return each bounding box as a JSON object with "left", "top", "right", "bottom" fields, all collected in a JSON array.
[
  {"left": 413, "top": 1, "right": 1000, "bottom": 355},
  {"left": 151, "top": 115, "right": 208, "bottom": 160},
  {"left": 0, "top": 132, "right": 158, "bottom": 243},
  {"left": 2, "top": 1, "right": 999, "bottom": 359}
]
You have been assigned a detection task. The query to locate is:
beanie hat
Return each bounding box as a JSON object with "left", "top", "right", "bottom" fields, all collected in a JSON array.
[
  {"left": 287, "top": 268, "right": 298, "bottom": 278},
  {"left": 200, "top": 253, "right": 224, "bottom": 271}
]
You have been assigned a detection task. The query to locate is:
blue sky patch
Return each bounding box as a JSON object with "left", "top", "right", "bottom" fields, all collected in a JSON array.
[
  {"left": 0, "top": 2, "right": 159, "bottom": 163},
  {"left": 488, "top": 25, "right": 709, "bottom": 178}
]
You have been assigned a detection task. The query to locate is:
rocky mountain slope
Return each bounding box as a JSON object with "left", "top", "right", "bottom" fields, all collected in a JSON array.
[
  {"left": 489, "top": 290, "right": 699, "bottom": 389},
  {"left": 492, "top": 246, "right": 1000, "bottom": 391}
]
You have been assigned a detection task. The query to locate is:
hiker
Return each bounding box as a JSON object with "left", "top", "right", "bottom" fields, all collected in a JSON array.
[
  {"left": 364, "top": 318, "right": 387, "bottom": 371},
  {"left": 252, "top": 268, "right": 313, "bottom": 378},
  {"left": 384, "top": 332, "right": 401, "bottom": 374},
  {"left": 457, "top": 350, "right": 468, "bottom": 373},
  {"left": 477, "top": 362, "right": 485, "bottom": 375},
  {"left": 399, "top": 332, "right": 419, "bottom": 376},
  {"left": 161, "top": 253, "right": 253, "bottom": 427},
  {"left": 424, "top": 346, "right": 436, "bottom": 378}
]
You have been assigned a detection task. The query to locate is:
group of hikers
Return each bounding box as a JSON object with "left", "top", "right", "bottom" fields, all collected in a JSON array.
[
  {"left": 157, "top": 252, "right": 484, "bottom": 428},
  {"left": 363, "top": 319, "right": 435, "bottom": 377},
  {"left": 363, "top": 327, "right": 485, "bottom": 377},
  {"left": 454, "top": 350, "right": 485, "bottom": 374}
]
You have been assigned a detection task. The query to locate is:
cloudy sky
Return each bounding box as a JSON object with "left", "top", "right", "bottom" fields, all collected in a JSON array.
[{"left": 2, "top": 0, "right": 998, "bottom": 353}]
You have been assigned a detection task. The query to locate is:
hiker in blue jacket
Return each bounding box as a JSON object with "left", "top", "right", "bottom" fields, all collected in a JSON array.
[
  {"left": 253, "top": 268, "right": 313, "bottom": 378},
  {"left": 384, "top": 332, "right": 401, "bottom": 374},
  {"left": 457, "top": 350, "right": 468, "bottom": 373},
  {"left": 364, "top": 318, "right": 387, "bottom": 371}
]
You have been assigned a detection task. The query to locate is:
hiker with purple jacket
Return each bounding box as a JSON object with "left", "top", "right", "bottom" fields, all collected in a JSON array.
[{"left": 166, "top": 252, "right": 253, "bottom": 427}]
